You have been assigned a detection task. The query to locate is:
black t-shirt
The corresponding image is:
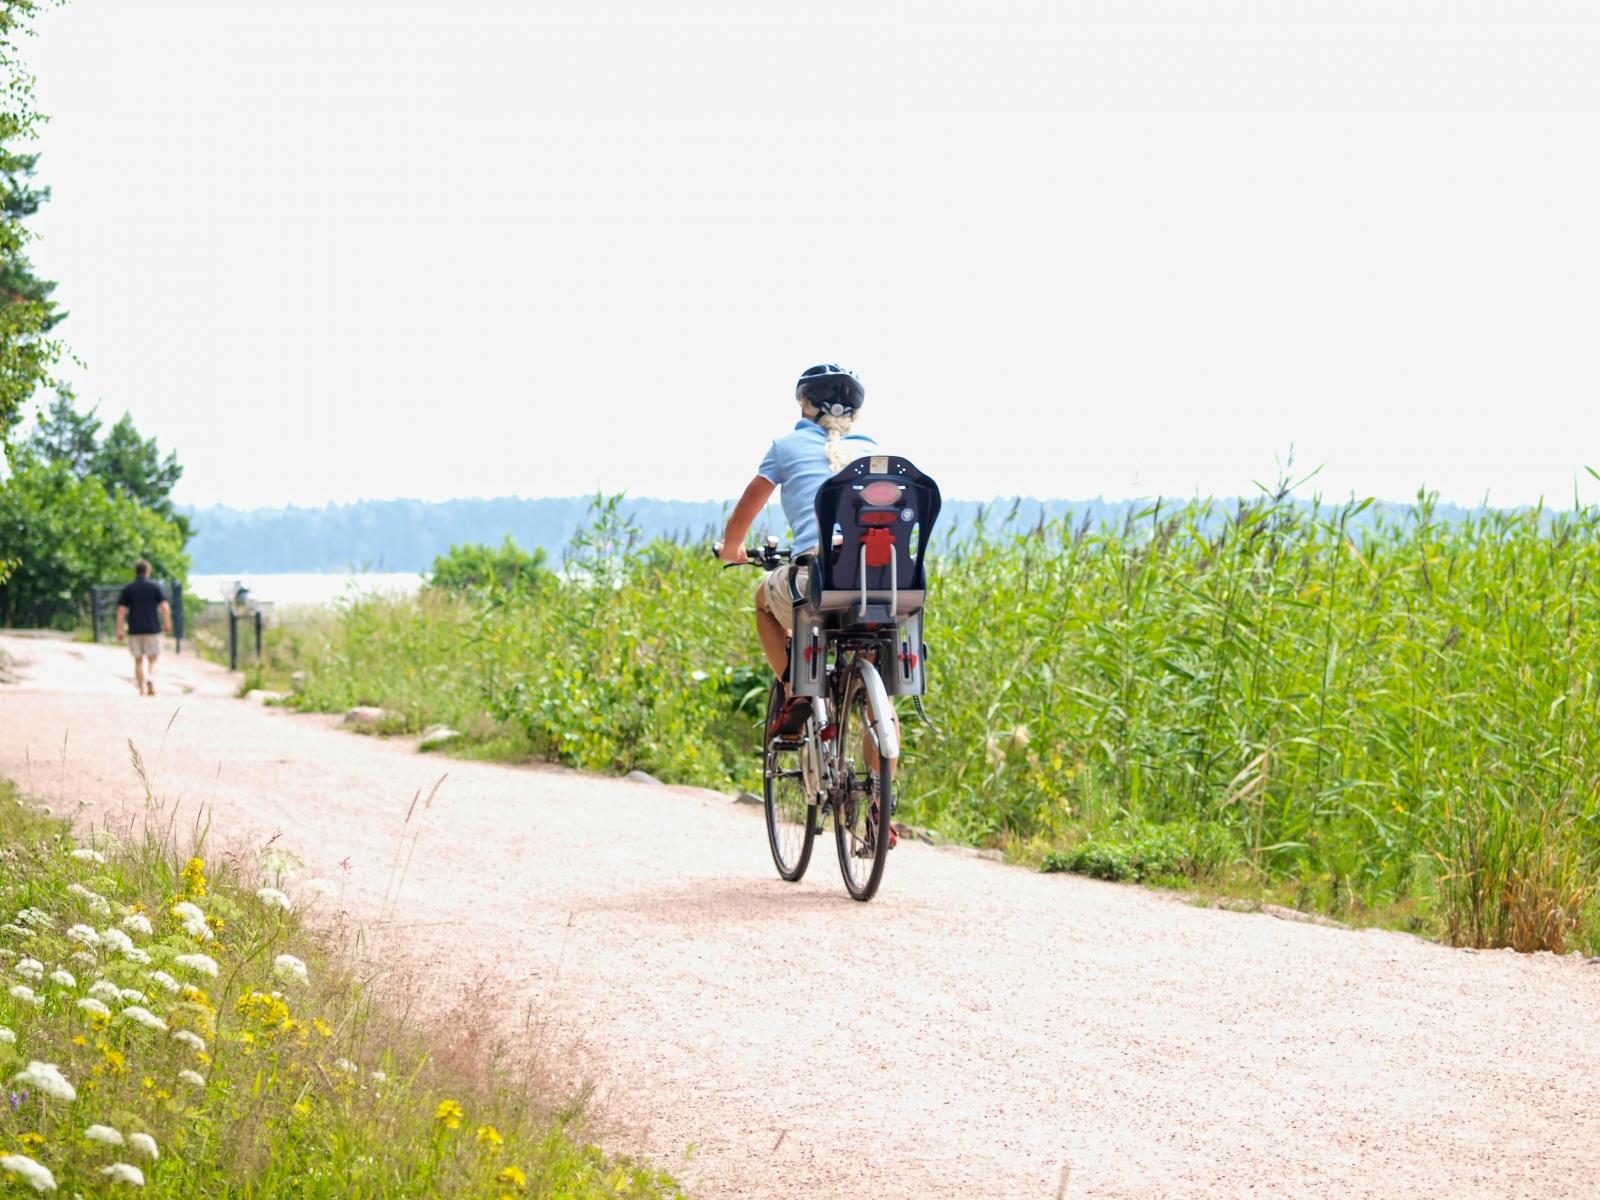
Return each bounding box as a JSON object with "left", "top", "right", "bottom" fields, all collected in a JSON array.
[{"left": 118, "top": 578, "right": 166, "bottom": 635}]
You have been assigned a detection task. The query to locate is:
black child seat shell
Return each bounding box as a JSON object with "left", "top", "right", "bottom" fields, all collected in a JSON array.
[{"left": 787, "top": 455, "right": 940, "bottom": 699}]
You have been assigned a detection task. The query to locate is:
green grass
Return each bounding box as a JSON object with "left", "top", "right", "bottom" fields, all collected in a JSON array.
[
  {"left": 269, "top": 490, "right": 1600, "bottom": 954},
  {"left": 0, "top": 778, "right": 684, "bottom": 1198}
]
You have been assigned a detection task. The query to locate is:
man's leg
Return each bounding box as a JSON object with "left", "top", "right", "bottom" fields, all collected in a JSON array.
[
  {"left": 144, "top": 650, "right": 157, "bottom": 695},
  {"left": 132, "top": 650, "right": 147, "bottom": 695}
]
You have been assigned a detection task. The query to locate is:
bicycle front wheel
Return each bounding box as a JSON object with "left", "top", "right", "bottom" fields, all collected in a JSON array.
[
  {"left": 763, "top": 682, "right": 816, "bottom": 882},
  {"left": 834, "top": 666, "right": 895, "bottom": 901}
]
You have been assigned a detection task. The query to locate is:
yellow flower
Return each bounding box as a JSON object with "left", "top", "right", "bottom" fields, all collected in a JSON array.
[
  {"left": 434, "top": 1099, "right": 464, "bottom": 1130},
  {"left": 294, "top": 1098, "right": 311, "bottom": 1116},
  {"left": 128, "top": 901, "right": 145, "bottom": 913},
  {"left": 196, "top": 1052, "right": 211, "bottom": 1066},
  {"left": 313, "top": 1017, "right": 332, "bottom": 1038},
  {"left": 141, "top": 1076, "right": 156, "bottom": 1090},
  {"left": 102, "top": 1049, "right": 127, "bottom": 1075},
  {"left": 71, "top": 1036, "right": 88, "bottom": 1047},
  {"left": 154, "top": 1088, "right": 171, "bottom": 1101},
  {"left": 18, "top": 1133, "right": 43, "bottom": 1148},
  {"left": 236, "top": 991, "right": 290, "bottom": 1026},
  {"left": 207, "top": 915, "right": 226, "bottom": 934},
  {"left": 181, "top": 856, "right": 208, "bottom": 897},
  {"left": 476, "top": 1124, "right": 504, "bottom": 1149},
  {"left": 88, "top": 1012, "right": 109, "bottom": 1031},
  {"left": 180, "top": 986, "right": 213, "bottom": 1009},
  {"left": 496, "top": 1164, "right": 527, "bottom": 1190}
]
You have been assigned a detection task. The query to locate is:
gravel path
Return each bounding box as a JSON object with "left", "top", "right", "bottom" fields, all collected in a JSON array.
[{"left": 3, "top": 632, "right": 1598, "bottom": 1199}]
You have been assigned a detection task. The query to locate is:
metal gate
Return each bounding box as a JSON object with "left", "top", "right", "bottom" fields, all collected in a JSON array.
[{"left": 88, "top": 581, "right": 185, "bottom": 653}]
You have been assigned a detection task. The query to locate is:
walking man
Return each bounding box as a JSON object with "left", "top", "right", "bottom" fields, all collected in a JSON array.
[{"left": 115, "top": 559, "right": 171, "bottom": 696}]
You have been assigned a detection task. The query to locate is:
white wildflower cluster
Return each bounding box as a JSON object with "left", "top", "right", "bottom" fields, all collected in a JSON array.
[
  {"left": 170, "top": 901, "right": 213, "bottom": 942},
  {"left": 273, "top": 954, "right": 309, "bottom": 986},
  {"left": 66, "top": 883, "right": 112, "bottom": 916},
  {"left": 145, "top": 970, "right": 180, "bottom": 995},
  {"left": 11, "top": 1060, "right": 76, "bottom": 1101},
  {"left": 332, "top": 1057, "right": 358, "bottom": 1074},
  {"left": 0, "top": 1028, "right": 14, "bottom": 1044},
  {"left": 99, "top": 927, "right": 135, "bottom": 956},
  {"left": 121, "top": 913, "right": 153, "bottom": 937},
  {"left": 0, "top": 923, "right": 36, "bottom": 940},
  {"left": 120, "top": 1006, "right": 168, "bottom": 1034},
  {"left": 13, "top": 958, "right": 43, "bottom": 981},
  {"left": 119, "top": 988, "right": 147, "bottom": 1005},
  {"left": 178, "top": 1069, "right": 206, "bottom": 1088},
  {"left": 70, "top": 847, "right": 107, "bottom": 864},
  {"left": 0, "top": 1153, "right": 55, "bottom": 1193},
  {"left": 171, "top": 1029, "right": 206, "bottom": 1053},
  {"left": 85, "top": 1124, "right": 124, "bottom": 1146},
  {"left": 255, "top": 887, "right": 292, "bottom": 911},
  {"left": 65, "top": 924, "right": 100, "bottom": 948},
  {"left": 48, "top": 969, "right": 75, "bottom": 988},
  {"left": 8, "top": 984, "right": 40, "bottom": 1006},
  {"left": 174, "top": 953, "right": 219, "bottom": 978},
  {"left": 99, "top": 1162, "right": 145, "bottom": 1186},
  {"left": 128, "top": 1133, "right": 159, "bottom": 1160},
  {"left": 89, "top": 980, "right": 122, "bottom": 1003},
  {"left": 77, "top": 998, "right": 111, "bottom": 1019},
  {"left": 15, "top": 907, "right": 51, "bottom": 929}
]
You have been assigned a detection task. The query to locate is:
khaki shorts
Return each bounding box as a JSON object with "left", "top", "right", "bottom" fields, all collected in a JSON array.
[
  {"left": 128, "top": 634, "right": 162, "bottom": 659},
  {"left": 758, "top": 563, "right": 811, "bottom": 631}
]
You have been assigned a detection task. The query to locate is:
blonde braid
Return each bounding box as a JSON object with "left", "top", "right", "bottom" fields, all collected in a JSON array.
[{"left": 815, "top": 409, "right": 860, "bottom": 473}]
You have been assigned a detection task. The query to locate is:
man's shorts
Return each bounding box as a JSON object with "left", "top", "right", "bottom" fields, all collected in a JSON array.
[
  {"left": 128, "top": 634, "right": 161, "bottom": 659},
  {"left": 758, "top": 563, "right": 811, "bottom": 631}
]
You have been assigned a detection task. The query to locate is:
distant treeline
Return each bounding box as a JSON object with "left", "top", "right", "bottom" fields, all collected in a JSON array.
[{"left": 182, "top": 493, "right": 1483, "bottom": 573}]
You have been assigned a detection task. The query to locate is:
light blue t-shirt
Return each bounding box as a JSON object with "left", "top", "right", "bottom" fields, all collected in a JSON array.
[{"left": 758, "top": 419, "right": 878, "bottom": 553}]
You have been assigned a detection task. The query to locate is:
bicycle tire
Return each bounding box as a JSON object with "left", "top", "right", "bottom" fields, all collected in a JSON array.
[
  {"left": 834, "top": 664, "right": 894, "bottom": 901},
  {"left": 763, "top": 681, "right": 816, "bottom": 882}
]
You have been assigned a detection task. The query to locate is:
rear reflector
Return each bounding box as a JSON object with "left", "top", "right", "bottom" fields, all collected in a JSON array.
[{"left": 862, "top": 481, "right": 903, "bottom": 505}]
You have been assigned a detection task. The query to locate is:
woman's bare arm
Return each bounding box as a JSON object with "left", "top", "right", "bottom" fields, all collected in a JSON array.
[{"left": 719, "top": 476, "right": 776, "bottom": 563}]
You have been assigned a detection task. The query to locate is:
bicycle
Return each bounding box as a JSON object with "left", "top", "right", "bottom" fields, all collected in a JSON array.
[{"left": 719, "top": 455, "right": 941, "bottom": 901}]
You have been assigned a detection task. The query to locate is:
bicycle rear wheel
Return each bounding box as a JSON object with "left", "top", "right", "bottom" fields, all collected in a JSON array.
[
  {"left": 834, "top": 666, "right": 894, "bottom": 901},
  {"left": 763, "top": 682, "right": 816, "bottom": 881}
]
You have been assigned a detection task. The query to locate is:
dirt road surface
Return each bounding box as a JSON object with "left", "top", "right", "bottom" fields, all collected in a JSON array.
[{"left": 3, "top": 632, "right": 1598, "bottom": 1198}]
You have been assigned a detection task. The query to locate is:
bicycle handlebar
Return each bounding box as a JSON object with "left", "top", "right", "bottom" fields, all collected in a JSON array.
[{"left": 711, "top": 539, "right": 793, "bottom": 569}]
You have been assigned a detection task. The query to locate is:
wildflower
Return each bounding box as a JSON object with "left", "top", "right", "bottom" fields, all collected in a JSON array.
[
  {"left": 127, "top": 1133, "right": 158, "bottom": 1161},
  {"left": 435, "top": 1099, "right": 464, "bottom": 1130},
  {"left": 255, "top": 887, "right": 292, "bottom": 911},
  {"left": 120, "top": 914, "right": 153, "bottom": 937},
  {"left": 0, "top": 1152, "right": 56, "bottom": 1193},
  {"left": 71, "top": 951, "right": 97, "bottom": 967},
  {"left": 181, "top": 856, "right": 208, "bottom": 898},
  {"left": 0, "top": 1029, "right": 14, "bottom": 1044},
  {"left": 236, "top": 991, "right": 290, "bottom": 1025},
  {"left": 293, "top": 1098, "right": 311, "bottom": 1116},
  {"left": 47, "top": 970, "right": 75, "bottom": 989},
  {"left": 173, "top": 954, "right": 219, "bottom": 978},
  {"left": 273, "top": 954, "right": 309, "bottom": 986},
  {"left": 99, "top": 928, "right": 134, "bottom": 956},
  {"left": 206, "top": 915, "right": 225, "bottom": 935},
  {"left": 13, "top": 958, "right": 43, "bottom": 981},
  {"left": 170, "top": 902, "right": 211, "bottom": 942},
  {"left": 66, "top": 885, "right": 112, "bottom": 916},
  {"left": 369, "top": 1069, "right": 387, "bottom": 1083},
  {"left": 16, "top": 1133, "right": 42, "bottom": 1148},
  {"left": 1, "top": 923, "right": 35, "bottom": 940},
  {"left": 65, "top": 924, "right": 100, "bottom": 947},
  {"left": 71, "top": 1036, "right": 88, "bottom": 1047},
  {"left": 313, "top": 1017, "right": 332, "bottom": 1038},
  {"left": 332, "top": 1058, "right": 357, "bottom": 1074},
  {"left": 101, "top": 1049, "right": 126, "bottom": 1075},
  {"left": 119, "top": 989, "right": 148, "bottom": 1005},
  {"left": 123, "top": 948, "right": 152, "bottom": 965},
  {"left": 76, "top": 999, "right": 111, "bottom": 1019},
  {"left": 99, "top": 1163, "right": 145, "bottom": 1186},
  {"left": 476, "top": 1124, "right": 504, "bottom": 1149},
  {"left": 85, "top": 1125, "right": 124, "bottom": 1146},
  {"left": 497, "top": 1164, "right": 527, "bottom": 1189},
  {"left": 145, "top": 971, "right": 180, "bottom": 995},
  {"left": 171, "top": 1030, "right": 205, "bottom": 1053},
  {"left": 177, "top": 1070, "right": 205, "bottom": 1088},
  {"left": 11, "top": 1062, "right": 75, "bottom": 1102},
  {"left": 8, "top": 985, "right": 40, "bottom": 1006},
  {"left": 89, "top": 981, "right": 121, "bottom": 1002},
  {"left": 15, "top": 908, "right": 50, "bottom": 929},
  {"left": 70, "top": 848, "right": 106, "bottom": 864},
  {"left": 120, "top": 1007, "right": 168, "bottom": 1034}
]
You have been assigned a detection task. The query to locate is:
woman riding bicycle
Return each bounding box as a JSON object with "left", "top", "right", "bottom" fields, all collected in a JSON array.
[{"left": 718, "top": 364, "right": 877, "bottom": 734}]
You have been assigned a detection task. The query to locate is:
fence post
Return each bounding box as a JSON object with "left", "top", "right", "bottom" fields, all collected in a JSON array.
[
  {"left": 90, "top": 591, "right": 100, "bottom": 643},
  {"left": 172, "top": 583, "right": 184, "bottom": 654},
  {"left": 228, "top": 609, "right": 238, "bottom": 671},
  {"left": 254, "top": 610, "right": 263, "bottom": 662}
]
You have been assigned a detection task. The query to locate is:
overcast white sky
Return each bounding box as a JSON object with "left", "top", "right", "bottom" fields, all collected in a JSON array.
[{"left": 18, "top": 0, "right": 1600, "bottom": 509}]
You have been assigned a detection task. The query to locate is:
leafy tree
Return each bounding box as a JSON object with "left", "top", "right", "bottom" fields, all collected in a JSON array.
[
  {"left": 0, "top": 1, "right": 63, "bottom": 453},
  {"left": 92, "top": 411, "right": 185, "bottom": 523},
  {"left": 26, "top": 390, "right": 98, "bottom": 475},
  {"left": 428, "top": 536, "right": 549, "bottom": 594},
  {"left": 0, "top": 451, "right": 190, "bottom": 627}
]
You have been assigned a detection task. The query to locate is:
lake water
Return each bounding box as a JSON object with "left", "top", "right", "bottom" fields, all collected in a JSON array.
[{"left": 186, "top": 572, "right": 424, "bottom": 609}]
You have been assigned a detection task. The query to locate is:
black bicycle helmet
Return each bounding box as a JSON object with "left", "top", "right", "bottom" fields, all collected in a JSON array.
[{"left": 795, "top": 364, "right": 865, "bottom": 418}]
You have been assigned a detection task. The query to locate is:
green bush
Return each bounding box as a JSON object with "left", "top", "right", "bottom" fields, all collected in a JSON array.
[{"left": 428, "top": 536, "right": 548, "bottom": 594}]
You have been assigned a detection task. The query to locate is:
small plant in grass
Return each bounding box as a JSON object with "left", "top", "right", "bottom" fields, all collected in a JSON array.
[{"left": 0, "top": 779, "right": 683, "bottom": 1198}]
